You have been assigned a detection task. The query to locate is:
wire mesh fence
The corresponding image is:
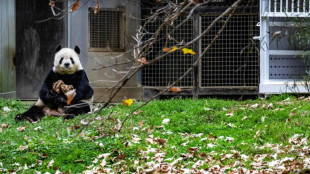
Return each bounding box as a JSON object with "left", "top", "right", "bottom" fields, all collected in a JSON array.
[
  {"left": 141, "top": 0, "right": 259, "bottom": 90},
  {"left": 89, "top": 8, "right": 125, "bottom": 52},
  {"left": 200, "top": 14, "right": 259, "bottom": 87},
  {"left": 141, "top": 17, "right": 195, "bottom": 87}
]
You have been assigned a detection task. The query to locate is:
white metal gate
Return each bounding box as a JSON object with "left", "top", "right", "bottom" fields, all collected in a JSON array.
[{"left": 259, "top": 0, "right": 310, "bottom": 94}]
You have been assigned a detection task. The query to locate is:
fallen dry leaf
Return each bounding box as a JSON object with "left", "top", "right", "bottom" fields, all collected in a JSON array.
[
  {"left": 163, "top": 46, "right": 178, "bottom": 53},
  {"left": 181, "top": 141, "right": 189, "bottom": 146},
  {"left": 199, "top": 152, "right": 207, "bottom": 159},
  {"left": 40, "top": 153, "right": 49, "bottom": 158},
  {"left": 1, "top": 123, "right": 9, "bottom": 128},
  {"left": 268, "top": 103, "right": 274, "bottom": 109},
  {"left": 116, "top": 154, "right": 126, "bottom": 160},
  {"left": 100, "top": 159, "right": 107, "bottom": 167},
  {"left": 261, "top": 116, "right": 266, "bottom": 122},
  {"left": 49, "top": 0, "right": 55, "bottom": 7},
  {"left": 289, "top": 112, "right": 296, "bottom": 117},
  {"left": 18, "top": 145, "right": 29, "bottom": 151},
  {"left": 133, "top": 111, "right": 143, "bottom": 115},
  {"left": 132, "top": 134, "right": 141, "bottom": 143},
  {"left": 146, "top": 137, "right": 156, "bottom": 144},
  {"left": 71, "top": 0, "right": 79, "bottom": 12},
  {"left": 34, "top": 126, "right": 42, "bottom": 131},
  {"left": 3, "top": 106, "right": 11, "bottom": 112},
  {"left": 225, "top": 137, "right": 234, "bottom": 142},
  {"left": 250, "top": 103, "right": 259, "bottom": 109},
  {"left": 225, "top": 111, "right": 234, "bottom": 116},
  {"left": 192, "top": 0, "right": 199, "bottom": 5},
  {"left": 93, "top": 0, "right": 100, "bottom": 15},
  {"left": 254, "top": 130, "right": 260, "bottom": 139},
  {"left": 47, "top": 159, "right": 54, "bottom": 168},
  {"left": 75, "top": 159, "right": 84, "bottom": 163},
  {"left": 242, "top": 116, "right": 248, "bottom": 120},
  {"left": 136, "top": 57, "right": 148, "bottom": 64},
  {"left": 204, "top": 107, "right": 213, "bottom": 111},
  {"left": 162, "top": 118, "right": 170, "bottom": 124},
  {"left": 188, "top": 147, "right": 199, "bottom": 153},
  {"left": 170, "top": 87, "right": 181, "bottom": 92},
  {"left": 156, "top": 138, "right": 167, "bottom": 145},
  {"left": 227, "top": 123, "right": 236, "bottom": 127},
  {"left": 17, "top": 126, "right": 27, "bottom": 132},
  {"left": 207, "top": 143, "right": 216, "bottom": 148}
]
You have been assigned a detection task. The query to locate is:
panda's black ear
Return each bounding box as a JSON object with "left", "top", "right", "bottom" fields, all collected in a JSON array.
[
  {"left": 55, "top": 45, "right": 62, "bottom": 53},
  {"left": 74, "top": 46, "right": 80, "bottom": 54}
]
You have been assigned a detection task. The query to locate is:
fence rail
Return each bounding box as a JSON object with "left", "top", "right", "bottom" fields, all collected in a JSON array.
[{"left": 262, "top": 0, "right": 310, "bottom": 17}]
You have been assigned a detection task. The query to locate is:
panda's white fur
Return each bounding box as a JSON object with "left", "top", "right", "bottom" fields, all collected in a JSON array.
[{"left": 53, "top": 48, "right": 83, "bottom": 75}]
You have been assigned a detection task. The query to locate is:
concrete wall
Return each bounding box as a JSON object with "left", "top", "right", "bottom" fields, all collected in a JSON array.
[
  {"left": 0, "top": 0, "right": 16, "bottom": 98},
  {"left": 69, "top": 0, "right": 142, "bottom": 102}
]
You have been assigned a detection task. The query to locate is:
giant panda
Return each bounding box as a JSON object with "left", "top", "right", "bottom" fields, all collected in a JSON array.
[{"left": 15, "top": 45, "right": 94, "bottom": 123}]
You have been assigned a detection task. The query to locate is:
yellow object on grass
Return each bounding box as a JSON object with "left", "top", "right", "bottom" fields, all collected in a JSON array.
[{"left": 123, "top": 99, "right": 134, "bottom": 106}]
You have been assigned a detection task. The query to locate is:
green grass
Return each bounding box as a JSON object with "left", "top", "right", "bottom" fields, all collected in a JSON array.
[{"left": 0, "top": 95, "right": 309, "bottom": 173}]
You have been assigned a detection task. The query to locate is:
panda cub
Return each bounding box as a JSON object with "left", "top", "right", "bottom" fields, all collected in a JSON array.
[{"left": 15, "top": 45, "right": 94, "bottom": 123}]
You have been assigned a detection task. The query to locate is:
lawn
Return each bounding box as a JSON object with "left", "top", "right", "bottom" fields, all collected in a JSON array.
[{"left": 0, "top": 94, "right": 309, "bottom": 173}]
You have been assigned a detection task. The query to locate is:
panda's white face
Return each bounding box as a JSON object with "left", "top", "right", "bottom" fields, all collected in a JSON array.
[{"left": 53, "top": 48, "right": 83, "bottom": 75}]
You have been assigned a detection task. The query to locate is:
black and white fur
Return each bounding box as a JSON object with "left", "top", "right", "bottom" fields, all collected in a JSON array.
[{"left": 15, "top": 45, "right": 94, "bottom": 122}]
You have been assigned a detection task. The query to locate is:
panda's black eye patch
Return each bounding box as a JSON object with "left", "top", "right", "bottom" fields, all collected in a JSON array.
[
  {"left": 70, "top": 58, "right": 75, "bottom": 64},
  {"left": 59, "top": 58, "right": 64, "bottom": 64}
]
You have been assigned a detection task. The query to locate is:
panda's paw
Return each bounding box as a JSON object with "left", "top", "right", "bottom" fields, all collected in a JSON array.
[
  {"left": 15, "top": 114, "right": 24, "bottom": 122},
  {"left": 15, "top": 114, "right": 40, "bottom": 123}
]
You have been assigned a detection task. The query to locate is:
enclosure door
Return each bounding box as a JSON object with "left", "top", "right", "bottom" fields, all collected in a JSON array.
[{"left": 16, "top": 0, "right": 67, "bottom": 99}]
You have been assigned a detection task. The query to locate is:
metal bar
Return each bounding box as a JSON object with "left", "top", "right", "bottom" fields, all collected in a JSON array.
[
  {"left": 269, "top": 0, "right": 271, "bottom": 12},
  {"left": 297, "top": 0, "right": 300, "bottom": 12},
  {"left": 262, "top": 12, "right": 310, "bottom": 17},
  {"left": 286, "top": 0, "right": 288, "bottom": 12},
  {"left": 292, "top": 0, "right": 294, "bottom": 12},
  {"left": 280, "top": 0, "right": 283, "bottom": 12},
  {"left": 303, "top": 0, "right": 306, "bottom": 12},
  {"left": 68, "top": 0, "right": 71, "bottom": 47},
  {"left": 193, "top": 13, "right": 199, "bottom": 98},
  {"left": 275, "top": 0, "right": 277, "bottom": 12},
  {"left": 269, "top": 50, "right": 310, "bottom": 55}
]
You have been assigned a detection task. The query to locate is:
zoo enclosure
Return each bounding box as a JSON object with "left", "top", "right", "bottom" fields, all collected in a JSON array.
[{"left": 141, "top": 0, "right": 260, "bottom": 98}]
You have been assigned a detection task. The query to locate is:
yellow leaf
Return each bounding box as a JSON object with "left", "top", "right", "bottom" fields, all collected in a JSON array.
[
  {"left": 163, "top": 46, "right": 178, "bottom": 53},
  {"left": 182, "top": 48, "right": 196, "bottom": 55},
  {"left": 123, "top": 99, "right": 134, "bottom": 106}
]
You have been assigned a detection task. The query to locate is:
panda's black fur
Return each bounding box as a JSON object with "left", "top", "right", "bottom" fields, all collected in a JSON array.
[{"left": 15, "top": 45, "right": 94, "bottom": 123}]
